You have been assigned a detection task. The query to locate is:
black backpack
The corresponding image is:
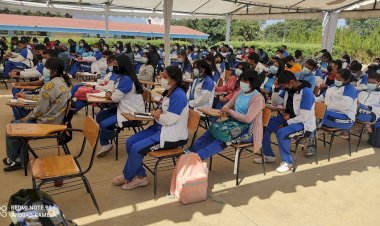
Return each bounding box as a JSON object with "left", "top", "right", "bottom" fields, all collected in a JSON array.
[
  {"left": 368, "top": 125, "right": 380, "bottom": 148},
  {"left": 7, "top": 189, "right": 76, "bottom": 226}
]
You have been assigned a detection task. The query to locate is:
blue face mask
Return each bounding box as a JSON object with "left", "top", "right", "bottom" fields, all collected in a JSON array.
[
  {"left": 43, "top": 68, "right": 51, "bottom": 83},
  {"left": 240, "top": 82, "right": 250, "bottom": 92},
  {"left": 269, "top": 65, "right": 278, "bottom": 74}
]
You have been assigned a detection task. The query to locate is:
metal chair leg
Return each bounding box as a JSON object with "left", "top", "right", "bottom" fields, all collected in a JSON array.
[
  {"left": 314, "top": 136, "right": 318, "bottom": 165},
  {"left": 209, "top": 156, "right": 213, "bottom": 171},
  {"left": 355, "top": 124, "right": 365, "bottom": 152},
  {"left": 81, "top": 175, "right": 101, "bottom": 215},
  {"left": 323, "top": 132, "right": 326, "bottom": 147},
  {"left": 153, "top": 158, "right": 162, "bottom": 200},
  {"left": 115, "top": 131, "right": 119, "bottom": 161},
  {"left": 261, "top": 148, "right": 266, "bottom": 176},
  {"left": 235, "top": 148, "right": 242, "bottom": 186},
  {"left": 328, "top": 132, "right": 336, "bottom": 162},
  {"left": 293, "top": 140, "right": 299, "bottom": 172},
  {"left": 348, "top": 131, "right": 352, "bottom": 157}
]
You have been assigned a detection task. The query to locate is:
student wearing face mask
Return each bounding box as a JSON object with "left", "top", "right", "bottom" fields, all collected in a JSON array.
[
  {"left": 350, "top": 61, "right": 368, "bottom": 91},
  {"left": 201, "top": 46, "right": 209, "bottom": 58},
  {"left": 187, "top": 59, "right": 215, "bottom": 113},
  {"left": 261, "top": 59, "right": 284, "bottom": 95},
  {"left": 247, "top": 53, "right": 267, "bottom": 74},
  {"left": 112, "top": 66, "right": 189, "bottom": 190},
  {"left": 116, "top": 41, "right": 123, "bottom": 54},
  {"left": 341, "top": 55, "right": 351, "bottom": 69},
  {"left": 317, "top": 69, "right": 357, "bottom": 133},
  {"left": 298, "top": 59, "right": 318, "bottom": 91},
  {"left": 205, "top": 54, "right": 220, "bottom": 83},
  {"left": 3, "top": 58, "right": 72, "bottom": 172},
  {"left": 177, "top": 51, "right": 192, "bottom": 80},
  {"left": 261, "top": 71, "right": 316, "bottom": 173},
  {"left": 189, "top": 69, "right": 265, "bottom": 160},
  {"left": 3, "top": 40, "right": 34, "bottom": 79},
  {"left": 96, "top": 55, "right": 145, "bottom": 157},
  {"left": 77, "top": 43, "right": 102, "bottom": 74},
  {"left": 77, "top": 39, "right": 86, "bottom": 56},
  {"left": 214, "top": 53, "right": 226, "bottom": 80},
  {"left": 319, "top": 52, "right": 333, "bottom": 75},
  {"left": 137, "top": 52, "right": 155, "bottom": 82},
  {"left": 319, "top": 60, "right": 341, "bottom": 93},
  {"left": 356, "top": 73, "right": 380, "bottom": 138},
  {"left": 171, "top": 44, "right": 179, "bottom": 55}
]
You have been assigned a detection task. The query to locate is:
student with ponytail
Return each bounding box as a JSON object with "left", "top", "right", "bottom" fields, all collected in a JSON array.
[{"left": 112, "top": 66, "right": 189, "bottom": 190}]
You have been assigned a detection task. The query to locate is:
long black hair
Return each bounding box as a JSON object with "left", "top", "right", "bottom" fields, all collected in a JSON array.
[
  {"left": 165, "top": 65, "right": 188, "bottom": 93},
  {"left": 114, "top": 54, "right": 144, "bottom": 94},
  {"left": 205, "top": 54, "right": 217, "bottom": 72},
  {"left": 194, "top": 59, "right": 212, "bottom": 79},
  {"left": 178, "top": 51, "right": 191, "bottom": 74},
  {"left": 44, "top": 57, "right": 71, "bottom": 87}
]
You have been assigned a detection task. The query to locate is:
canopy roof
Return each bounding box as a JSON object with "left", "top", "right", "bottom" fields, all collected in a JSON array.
[{"left": 0, "top": 0, "right": 379, "bottom": 19}]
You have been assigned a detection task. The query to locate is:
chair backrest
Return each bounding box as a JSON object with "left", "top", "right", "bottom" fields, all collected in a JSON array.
[
  {"left": 314, "top": 102, "right": 327, "bottom": 120},
  {"left": 313, "top": 86, "right": 320, "bottom": 96},
  {"left": 263, "top": 108, "right": 272, "bottom": 127},
  {"left": 83, "top": 116, "right": 100, "bottom": 148},
  {"left": 188, "top": 109, "right": 201, "bottom": 146},
  {"left": 142, "top": 88, "right": 152, "bottom": 103}
]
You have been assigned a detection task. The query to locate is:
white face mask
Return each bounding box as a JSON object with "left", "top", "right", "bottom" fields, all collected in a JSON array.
[
  {"left": 134, "top": 48, "right": 139, "bottom": 52},
  {"left": 112, "top": 47, "right": 116, "bottom": 52},
  {"left": 235, "top": 69, "right": 243, "bottom": 76},
  {"left": 141, "top": 57, "right": 148, "bottom": 64},
  {"left": 108, "top": 66, "right": 113, "bottom": 72},
  {"left": 194, "top": 47, "right": 199, "bottom": 52},
  {"left": 43, "top": 68, "right": 51, "bottom": 83},
  {"left": 103, "top": 46, "right": 108, "bottom": 51},
  {"left": 193, "top": 69, "right": 200, "bottom": 78},
  {"left": 240, "top": 82, "right": 250, "bottom": 92},
  {"left": 301, "top": 68, "right": 311, "bottom": 75},
  {"left": 367, "top": 83, "right": 378, "bottom": 91},
  {"left": 123, "top": 48, "right": 127, "bottom": 52},
  {"left": 79, "top": 43, "right": 84, "bottom": 47},
  {"left": 334, "top": 79, "right": 343, "bottom": 87},
  {"left": 93, "top": 47, "right": 99, "bottom": 52},
  {"left": 174, "top": 46, "right": 178, "bottom": 50},
  {"left": 160, "top": 78, "right": 172, "bottom": 90}
]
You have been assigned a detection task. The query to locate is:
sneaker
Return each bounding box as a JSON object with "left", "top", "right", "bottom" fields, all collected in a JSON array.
[
  {"left": 3, "top": 160, "right": 22, "bottom": 172},
  {"left": 112, "top": 175, "right": 126, "bottom": 186},
  {"left": 339, "top": 132, "right": 349, "bottom": 140},
  {"left": 3, "top": 157, "right": 12, "bottom": 166},
  {"left": 304, "top": 146, "right": 316, "bottom": 157},
  {"left": 276, "top": 162, "right": 293, "bottom": 173},
  {"left": 253, "top": 155, "right": 276, "bottom": 164},
  {"left": 121, "top": 177, "right": 149, "bottom": 190},
  {"left": 68, "top": 74, "right": 73, "bottom": 79},
  {"left": 96, "top": 144, "right": 113, "bottom": 157}
]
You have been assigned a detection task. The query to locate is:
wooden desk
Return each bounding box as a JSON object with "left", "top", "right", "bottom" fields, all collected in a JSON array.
[
  {"left": 265, "top": 104, "right": 286, "bottom": 112},
  {"left": 139, "top": 80, "right": 160, "bottom": 87},
  {"left": 86, "top": 93, "right": 114, "bottom": 104},
  {"left": 150, "top": 90, "right": 163, "bottom": 103},
  {"left": 7, "top": 124, "right": 67, "bottom": 137},
  {"left": 7, "top": 100, "right": 37, "bottom": 108},
  {"left": 12, "top": 83, "right": 42, "bottom": 90},
  {"left": 122, "top": 113, "right": 155, "bottom": 121},
  {"left": 198, "top": 108, "right": 224, "bottom": 117}
]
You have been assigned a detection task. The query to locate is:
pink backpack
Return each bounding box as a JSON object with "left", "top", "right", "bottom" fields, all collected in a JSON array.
[
  {"left": 170, "top": 152, "right": 208, "bottom": 204},
  {"left": 74, "top": 86, "right": 99, "bottom": 101}
]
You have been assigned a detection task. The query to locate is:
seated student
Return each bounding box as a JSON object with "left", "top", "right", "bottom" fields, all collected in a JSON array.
[
  {"left": 95, "top": 55, "right": 145, "bottom": 157},
  {"left": 91, "top": 50, "right": 111, "bottom": 80},
  {"left": 189, "top": 69, "right": 265, "bottom": 160},
  {"left": 214, "top": 62, "right": 251, "bottom": 110},
  {"left": 356, "top": 72, "right": 380, "bottom": 133},
  {"left": 137, "top": 52, "right": 155, "bottom": 82},
  {"left": 57, "top": 44, "right": 70, "bottom": 71},
  {"left": 260, "top": 71, "right": 316, "bottom": 173},
  {"left": 319, "top": 60, "right": 342, "bottom": 93},
  {"left": 341, "top": 54, "right": 351, "bottom": 69},
  {"left": 284, "top": 55, "right": 302, "bottom": 74},
  {"left": 214, "top": 53, "right": 226, "bottom": 80},
  {"left": 112, "top": 66, "right": 189, "bottom": 189},
  {"left": 3, "top": 40, "right": 34, "bottom": 78},
  {"left": 187, "top": 59, "right": 215, "bottom": 112},
  {"left": 317, "top": 69, "right": 357, "bottom": 133},
  {"left": 261, "top": 59, "right": 284, "bottom": 96},
  {"left": 350, "top": 61, "right": 368, "bottom": 91},
  {"left": 3, "top": 58, "right": 72, "bottom": 172},
  {"left": 71, "top": 55, "right": 116, "bottom": 112},
  {"left": 177, "top": 51, "right": 192, "bottom": 80},
  {"left": 205, "top": 54, "right": 220, "bottom": 83},
  {"left": 79, "top": 43, "right": 102, "bottom": 70},
  {"left": 247, "top": 52, "right": 267, "bottom": 74},
  {"left": 298, "top": 59, "right": 318, "bottom": 91}
]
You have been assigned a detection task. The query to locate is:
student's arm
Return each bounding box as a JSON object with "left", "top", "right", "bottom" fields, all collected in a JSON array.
[
  {"left": 158, "top": 92, "right": 187, "bottom": 126},
  {"left": 110, "top": 78, "right": 132, "bottom": 103},
  {"left": 229, "top": 94, "right": 264, "bottom": 124},
  {"left": 287, "top": 89, "right": 315, "bottom": 124},
  {"left": 330, "top": 86, "right": 357, "bottom": 112},
  {"left": 189, "top": 79, "right": 214, "bottom": 108}
]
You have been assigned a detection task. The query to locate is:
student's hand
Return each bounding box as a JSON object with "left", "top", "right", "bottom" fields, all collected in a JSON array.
[
  {"left": 9, "top": 70, "right": 19, "bottom": 77},
  {"left": 16, "top": 93, "right": 26, "bottom": 99},
  {"left": 153, "top": 109, "right": 162, "bottom": 120},
  {"left": 105, "top": 91, "right": 112, "bottom": 100},
  {"left": 221, "top": 106, "right": 232, "bottom": 114},
  {"left": 19, "top": 117, "right": 28, "bottom": 123},
  {"left": 14, "top": 82, "right": 28, "bottom": 86},
  {"left": 283, "top": 113, "right": 290, "bottom": 120}
]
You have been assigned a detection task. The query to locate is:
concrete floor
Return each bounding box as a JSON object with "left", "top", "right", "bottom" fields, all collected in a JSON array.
[{"left": 0, "top": 84, "right": 379, "bottom": 226}]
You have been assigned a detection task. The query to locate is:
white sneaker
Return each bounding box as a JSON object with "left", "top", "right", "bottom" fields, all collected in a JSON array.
[
  {"left": 253, "top": 156, "right": 276, "bottom": 164},
  {"left": 96, "top": 144, "right": 113, "bottom": 157},
  {"left": 68, "top": 74, "right": 73, "bottom": 79},
  {"left": 276, "top": 162, "right": 293, "bottom": 173}
]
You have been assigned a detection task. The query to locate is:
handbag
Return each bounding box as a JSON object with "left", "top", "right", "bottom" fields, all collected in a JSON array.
[{"left": 209, "top": 118, "right": 250, "bottom": 143}]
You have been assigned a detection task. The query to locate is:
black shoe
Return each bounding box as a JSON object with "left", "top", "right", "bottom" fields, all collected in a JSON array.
[
  {"left": 3, "top": 161, "right": 22, "bottom": 172},
  {"left": 304, "top": 147, "right": 316, "bottom": 157},
  {"left": 3, "top": 157, "right": 12, "bottom": 166}
]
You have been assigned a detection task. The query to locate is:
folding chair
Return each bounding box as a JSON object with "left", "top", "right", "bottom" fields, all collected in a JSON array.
[
  {"left": 317, "top": 103, "right": 353, "bottom": 161},
  {"left": 351, "top": 120, "right": 372, "bottom": 152},
  {"left": 30, "top": 116, "right": 101, "bottom": 214},
  {"left": 142, "top": 109, "right": 200, "bottom": 199},
  {"left": 208, "top": 108, "right": 271, "bottom": 185},
  {"left": 113, "top": 121, "right": 144, "bottom": 161}
]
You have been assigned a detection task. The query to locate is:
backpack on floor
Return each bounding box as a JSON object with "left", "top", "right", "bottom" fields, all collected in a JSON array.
[
  {"left": 7, "top": 189, "right": 76, "bottom": 226},
  {"left": 170, "top": 152, "right": 208, "bottom": 205}
]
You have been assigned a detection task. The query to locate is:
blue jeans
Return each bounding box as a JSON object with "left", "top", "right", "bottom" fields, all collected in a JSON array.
[
  {"left": 68, "top": 61, "right": 79, "bottom": 76},
  {"left": 262, "top": 116, "right": 304, "bottom": 164},
  {"left": 3, "top": 61, "right": 27, "bottom": 78},
  {"left": 190, "top": 131, "right": 227, "bottom": 160},
  {"left": 96, "top": 108, "right": 118, "bottom": 146},
  {"left": 123, "top": 123, "right": 161, "bottom": 181}
]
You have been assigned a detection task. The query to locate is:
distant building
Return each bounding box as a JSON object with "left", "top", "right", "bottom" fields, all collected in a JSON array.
[{"left": 0, "top": 14, "right": 208, "bottom": 43}]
